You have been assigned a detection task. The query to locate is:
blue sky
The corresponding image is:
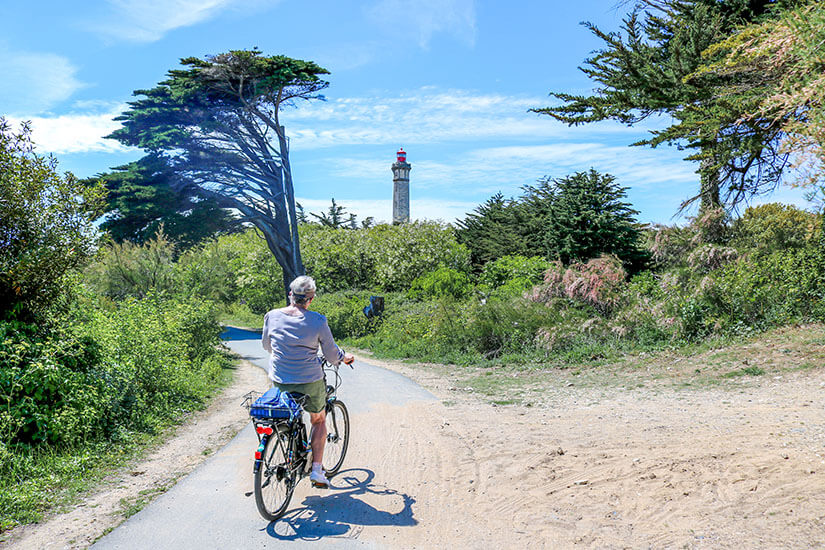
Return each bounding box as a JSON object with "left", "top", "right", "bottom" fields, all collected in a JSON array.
[{"left": 0, "top": 0, "right": 808, "bottom": 224}]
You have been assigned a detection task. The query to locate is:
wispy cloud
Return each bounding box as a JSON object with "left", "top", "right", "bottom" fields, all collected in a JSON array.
[
  {"left": 285, "top": 88, "right": 642, "bottom": 149},
  {"left": 6, "top": 103, "right": 133, "bottom": 155},
  {"left": 0, "top": 46, "right": 85, "bottom": 116},
  {"left": 87, "top": 0, "right": 281, "bottom": 42},
  {"left": 367, "top": 0, "right": 476, "bottom": 49}
]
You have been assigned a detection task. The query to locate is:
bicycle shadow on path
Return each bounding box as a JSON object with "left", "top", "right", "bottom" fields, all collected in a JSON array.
[{"left": 265, "top": 468, "right": 417, "bottom": 541}]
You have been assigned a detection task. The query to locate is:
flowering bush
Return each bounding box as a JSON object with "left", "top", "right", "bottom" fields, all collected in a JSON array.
[{"left": 529, "top": 255, "right": 627, "bottom": 315}]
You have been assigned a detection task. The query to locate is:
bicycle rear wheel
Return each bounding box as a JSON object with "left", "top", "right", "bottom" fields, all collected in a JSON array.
[
  {"left": 254, "top": 425, "right": 296, "bottom": 521},
  {"left": 322, "top": 400, "right": 350, "bottom": 476}
]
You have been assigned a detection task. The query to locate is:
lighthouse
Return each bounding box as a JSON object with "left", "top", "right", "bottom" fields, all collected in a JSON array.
[{"left": 392, "top": 148, "right": 411, "bottom": 224}]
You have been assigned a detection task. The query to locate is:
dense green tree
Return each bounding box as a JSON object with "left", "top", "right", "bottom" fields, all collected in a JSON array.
[
  {"left": 91, "top": 155, "right": 238, "bottom": 250},
  {"left": 107, "top": 50, "right": 329, "bottom": 297},
  {"left": 534, "top": 0, "right": 800, "bottom": 214},
  {"left": 698, "top": 1, "right": 825, "bottom": 186},
  {"left": 0, "top": 120, "right": 105, "bottom": 320},
  {"left": 455, "top": 193, "right": 529, "bottom": 267},
  {"left": 541, "top": 170, "right": 649, "bottom": 271}
]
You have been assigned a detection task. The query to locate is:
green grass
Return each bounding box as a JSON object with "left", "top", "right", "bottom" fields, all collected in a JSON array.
[{"left": 722, "top": 366, "right": 766, "bottom": 378}]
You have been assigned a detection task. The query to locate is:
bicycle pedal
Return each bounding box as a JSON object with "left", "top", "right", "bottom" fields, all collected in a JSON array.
[{"left": 311, "top": 480, "right": 329, "bottom": 489}]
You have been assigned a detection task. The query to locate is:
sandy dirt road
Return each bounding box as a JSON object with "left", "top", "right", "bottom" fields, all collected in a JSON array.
[{"left": 5, "top": 327, "right": 825, "bottom": 549}]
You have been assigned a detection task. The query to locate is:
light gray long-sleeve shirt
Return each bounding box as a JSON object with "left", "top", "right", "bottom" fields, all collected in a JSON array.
[{"left": 261, "top": 309, "right": 345, "bottom": 384}]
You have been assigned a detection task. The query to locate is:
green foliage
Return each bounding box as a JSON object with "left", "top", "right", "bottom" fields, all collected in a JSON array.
[
  {"left": 299, "top": 225, "right": 373, "bottom": 291},
  {"left": 408, "top": 267, "right": 473, "bottom": 300},
  {"left": 479, "top": 255, "right": 551, "bottom": 296},
  {"left": 457, "top": 170, "right": 647, "bottom": 271},
  {"left": 310, "top": 290, "right": 380, "bottom": 340},
  {"left": 0, "top": 120, "right": 105, "bottom": 320},
  {"left": 732, "top": 203, "right": 818, "bottom": 253},
  {"left": 89, "top": 155, "right": 238, "bottom": 250},
  {"left": 0, "top": 322, "right": 105, "bottom": 446},
  {"left": 455, "top": 193, "right": 529, "bottom": 266},
  {"left": 302, "top": 222, "right": 470, "bottom": 292},
  {"left": 538, "top": 170, "right": 649, "bottom": 271},
  {"left": 84, "top": 231, "right": 177, "bottom": 300},
  {"left": 535, "top": 0, "right": 798, "bottom": 211}
]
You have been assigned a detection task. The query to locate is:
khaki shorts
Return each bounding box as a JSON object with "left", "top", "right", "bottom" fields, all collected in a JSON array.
[{"left": 273, "top": 379, "right": 327, "bottom": 413}]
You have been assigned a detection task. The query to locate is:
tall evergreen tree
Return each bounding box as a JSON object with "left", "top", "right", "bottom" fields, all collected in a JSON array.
[
  {"left": 534, "top": 0, "right": 800, "bottom": 214},
  {"left": 455, "top": 193, "right": 529, "bottom": 267},
  {"left": 541, "top": 169, "right": 649, "bottom": 271},
  {"left": 108, "top": 50, "right": 329, "bottom": 297},
  {"left": 91, "top": 155, "right": 238, "bottom": 250}
]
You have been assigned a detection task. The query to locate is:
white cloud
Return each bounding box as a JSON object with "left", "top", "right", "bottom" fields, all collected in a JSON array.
[
  {"left": 7, "top": 104, "right": 134, "bottom": 155},
  {"left": 88, "top": 0, "right": 281, "bottom": 42},
  {"left": 367, "top": 0, "right": 476, "bottom": 49},
  {"left": 297, "top": 197, "right": 476, "bottom": 224},
  {"left": 284, "top": 88, "right": 641, "bottom": 149},
  {"left": 0, "top": 47, "right": 84, "bottom": 115}
]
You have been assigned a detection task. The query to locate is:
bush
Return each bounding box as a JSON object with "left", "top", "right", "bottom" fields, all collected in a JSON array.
[
  {"left": 732, "top": 203, "right": 818, "bottom": 254},
  {"left": 299, "top": 225, "right": 373, "bottom": 292},
  {"left": 0, "top": 322, "right": 105, "bottom": 446},
  {"left": 529, "top": 256, "right": 627, "bottom": 315},
  {"left": 408, "top": 267, "right": 473, "bottom": 300},
  {"left": 479, "top": 255, "right": 551, "bottom": 293},
  {"left": 310, "top": 290, "right": 381, "bottom": 339},
  {"left": 84, "top": 231, "right": 177, "bottom": 300}
]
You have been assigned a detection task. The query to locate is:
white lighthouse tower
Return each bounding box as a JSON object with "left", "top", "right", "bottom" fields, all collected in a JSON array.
[{"left": 392, "top": 148, "right": 411, "bottom": 224}]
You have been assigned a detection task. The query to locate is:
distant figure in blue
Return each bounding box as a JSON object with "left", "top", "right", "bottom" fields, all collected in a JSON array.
[{"left": 261, "top": 275, "right": 354, "bottom": 488}]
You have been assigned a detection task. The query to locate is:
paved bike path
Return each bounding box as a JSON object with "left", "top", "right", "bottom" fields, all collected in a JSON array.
[{"left": 92, "top": 328, "right": 436, "bottom": 549}]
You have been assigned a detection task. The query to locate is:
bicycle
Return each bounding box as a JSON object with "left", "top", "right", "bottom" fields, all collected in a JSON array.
[{"left": 242, "top": 358, "right": 352, "bottom": 521}]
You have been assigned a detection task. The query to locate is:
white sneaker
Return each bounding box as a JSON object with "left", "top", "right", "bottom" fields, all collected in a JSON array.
[{"left": 310, "top": 469, "right": 329, "bottom": 488}]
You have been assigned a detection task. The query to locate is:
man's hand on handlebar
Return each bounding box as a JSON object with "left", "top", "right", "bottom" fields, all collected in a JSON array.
[{"left": 343, "top": 352, "right": 355, "bottom": 366}]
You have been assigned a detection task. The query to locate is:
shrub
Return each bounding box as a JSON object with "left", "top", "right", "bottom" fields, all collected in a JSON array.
[
  {"left": 84, "top": 231, "right": 177, "bottom": 300},
  {"left": 300, "top": 225, "right": 373, "bottom": 292},
  {"left": 648, "top": 224, "right": 693, "bottom": 268},
  {"left": 479, "top": 255, "right": 551, "bottom": 293},
  {"left": 732, "top": 203, "right": 818, "bottom": 254},
  {"left": 529, "top": 255, "right": 627, "bottom": 315},
  {"left": 687, "top": 244, "right": 739, "bottom": 273},
  {"left": 310, "top": 290, "right": 381, "bottom": 339},
  {"left": 408, "top": 267, "right": 473, "bottom": 300},
  {"left": 361, "top": 222, "right": 471, "bottom": 291},
  {"left": 0, "top": 322, "right": 105, "bottom": 446}
]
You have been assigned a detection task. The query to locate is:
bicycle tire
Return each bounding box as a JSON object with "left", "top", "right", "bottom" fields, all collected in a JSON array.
[
  {"left": 322, "top": 399, "right": 350, "bottom": 476},
  {"left": 254, "top": 424, "right": 296, "bottom": 521}
]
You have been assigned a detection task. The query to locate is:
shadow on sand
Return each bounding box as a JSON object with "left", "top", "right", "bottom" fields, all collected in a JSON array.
[{"left": 265, "top": 468, "right": 417, "bottom": 541}]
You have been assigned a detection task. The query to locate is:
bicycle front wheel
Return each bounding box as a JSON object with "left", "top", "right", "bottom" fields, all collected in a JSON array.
[
  {"left": 322, "top": 399, "right": 350, "bottom": 476},
  {"left": 254, "top": 426, "right": 296, "bottom": 521}
]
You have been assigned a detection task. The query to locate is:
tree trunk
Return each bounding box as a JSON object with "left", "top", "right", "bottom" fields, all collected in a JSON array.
[{"left": 698, "top": 156, "right": 721, "bottom": 214}]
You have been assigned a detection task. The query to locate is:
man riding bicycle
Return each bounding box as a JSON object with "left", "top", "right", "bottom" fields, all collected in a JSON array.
[{"left": 261, "top": 275, "right": 354, "bottom": 489}]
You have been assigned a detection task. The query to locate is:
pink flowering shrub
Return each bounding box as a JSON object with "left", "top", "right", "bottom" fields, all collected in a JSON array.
[
  {"left": 687, "top": 244, "right": 739, "bottom": 273},
  {"left": 529, "top": 255, "right": 627, "bottom": 315}
]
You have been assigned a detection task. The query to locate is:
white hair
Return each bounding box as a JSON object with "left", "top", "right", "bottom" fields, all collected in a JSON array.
[{"left": 289, "top": 275, "right": 316, "bottom": 304}]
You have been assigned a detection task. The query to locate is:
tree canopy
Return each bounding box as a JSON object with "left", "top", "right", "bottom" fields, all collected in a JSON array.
[
  {"left": 107, "top": 49, "right": 329, "bottom": 296},
  {"left": 534, "top": 0, "right": 802, "bottom": 213},
  {"left": 0, "top": 120, "right": 105, "bottom": 320},
  {"left": 697, "top": 0, "right": 825, "bottom": 192},
  {"left": 457, "top": 170, "right": 647, "bottom": 271},
  {"left": 89, "top": 155, "right": 238, "bottom": 250}
]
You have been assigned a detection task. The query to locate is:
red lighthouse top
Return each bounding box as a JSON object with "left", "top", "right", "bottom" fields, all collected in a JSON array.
[{"left": 396, "top": 148, "right": 407, "bottom": 163}]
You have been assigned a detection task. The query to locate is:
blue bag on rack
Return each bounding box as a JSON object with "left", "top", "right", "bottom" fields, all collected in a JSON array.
[{"left": 249, "top": 387, "right": 302, "bottom": 420}]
